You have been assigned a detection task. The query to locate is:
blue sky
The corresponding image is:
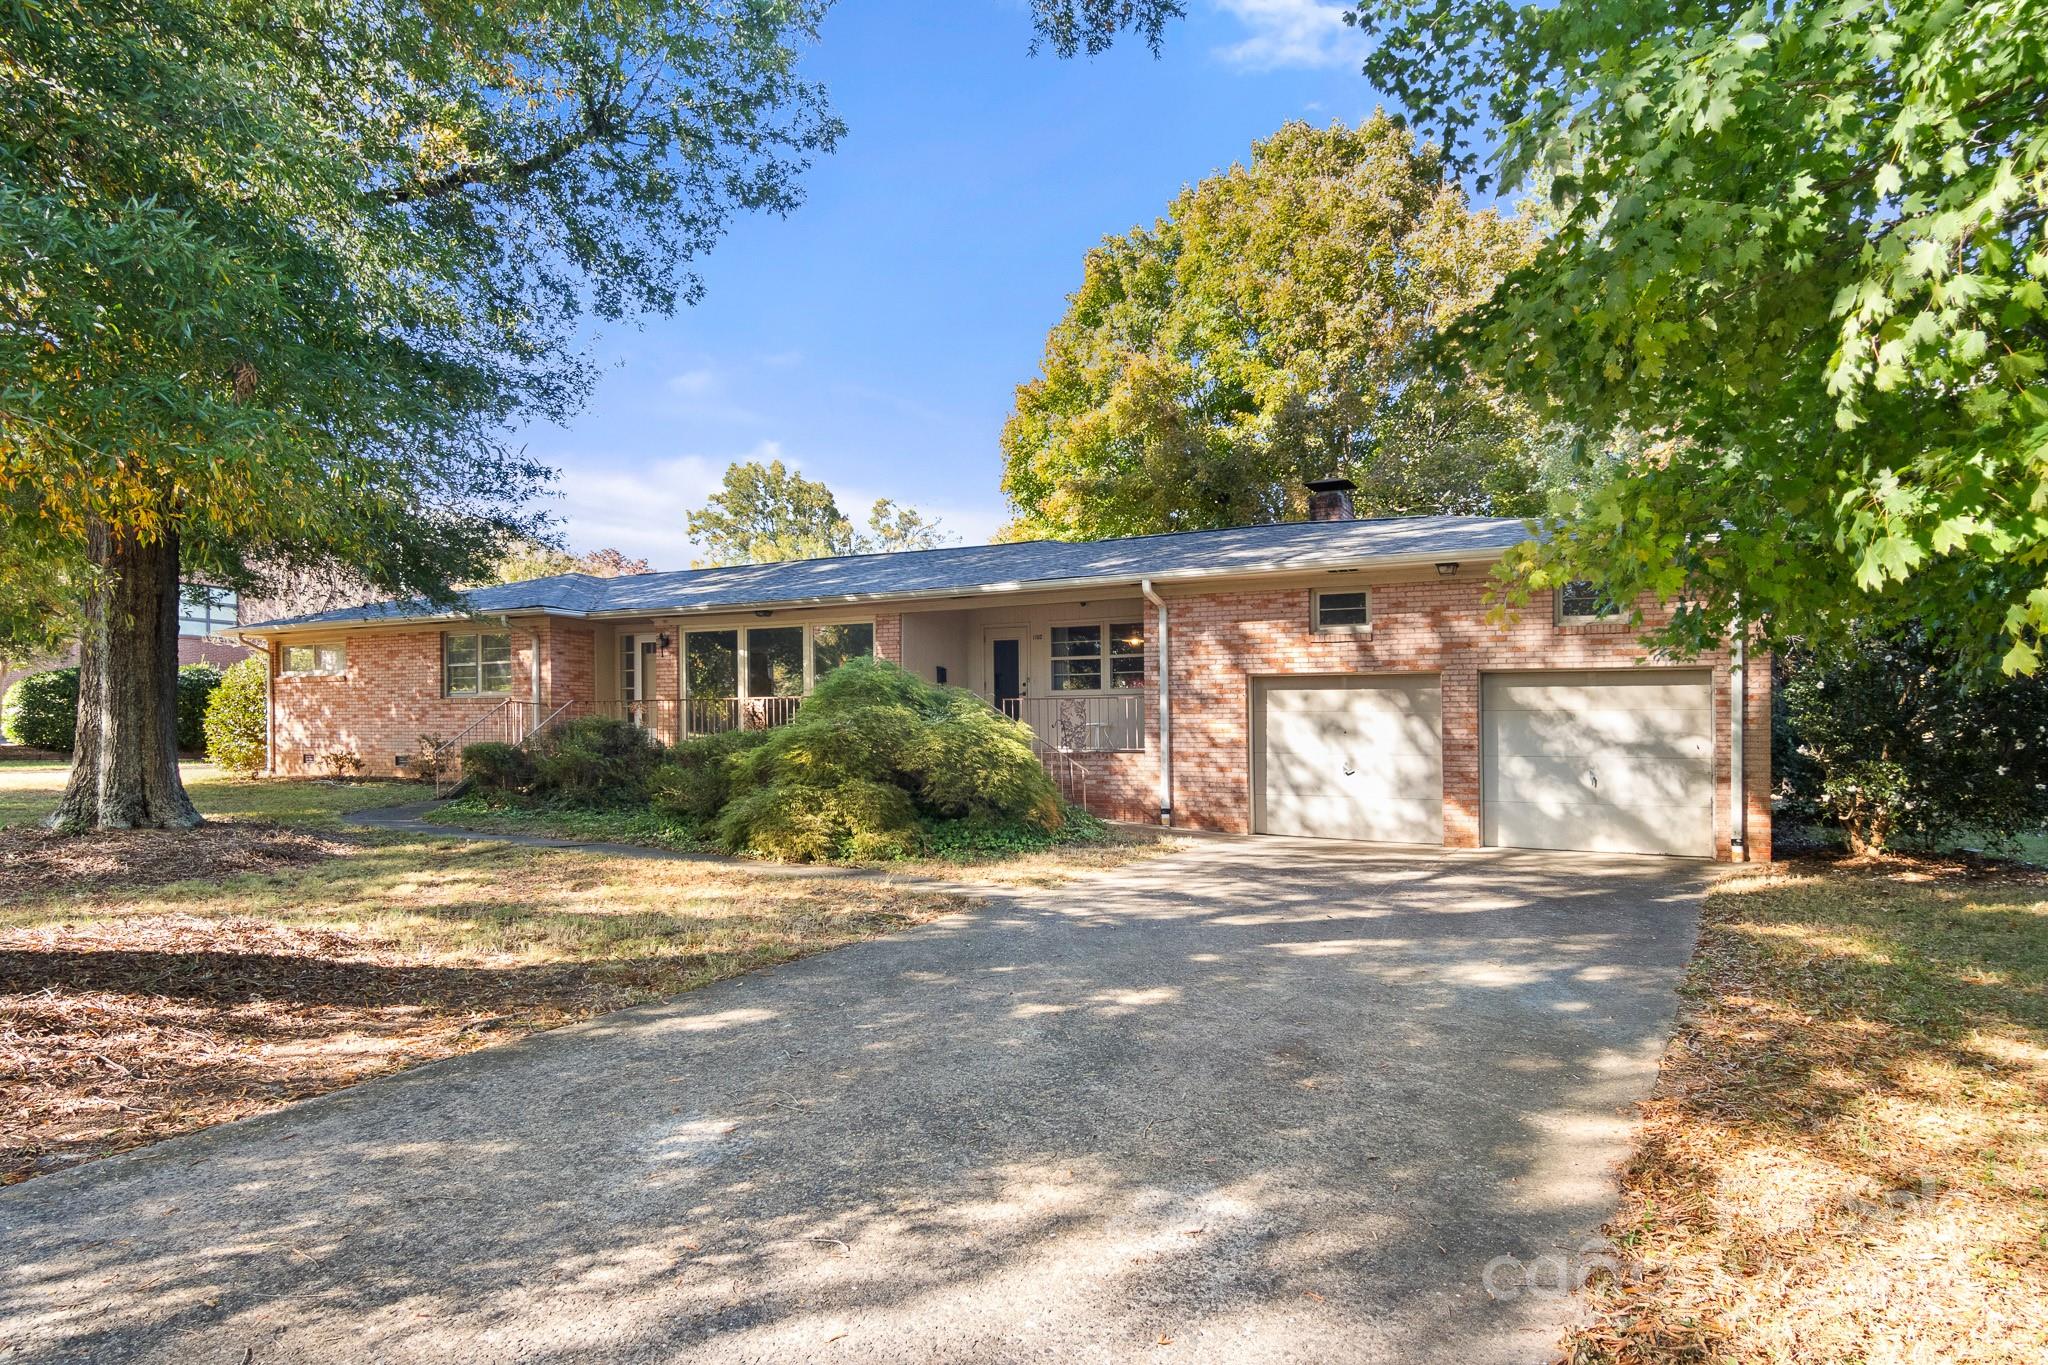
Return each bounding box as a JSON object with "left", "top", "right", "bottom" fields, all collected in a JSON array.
[{"left": 529, "top": 1, "right": 1394, "bottom": 568}]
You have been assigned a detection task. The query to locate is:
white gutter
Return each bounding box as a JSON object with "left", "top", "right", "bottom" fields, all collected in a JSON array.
[
  {"left": 1141, "top": 578, "right": 1172, "bottom": 826},
  {"left": 1730, "top": 603, "right": 1747, "bottom": 860}
]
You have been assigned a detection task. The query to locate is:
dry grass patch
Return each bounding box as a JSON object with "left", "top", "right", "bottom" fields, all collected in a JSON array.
[
  {"left": 0, "top": 837, "right": 962, "bottom": 1185},
  {"left": 1565, "top": 857, "right": 2048, "bottom": 1364},
  {"left": 0, "top": 823, "right": 352, "bottom": 902}
]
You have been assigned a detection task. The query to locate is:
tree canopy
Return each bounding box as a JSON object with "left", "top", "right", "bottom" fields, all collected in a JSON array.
[
  {"left": 1031, "top": 1, "right": 2048, "bottom": 675},
  {"left": 485, "top": 543, "right": 651, "bottom": 586},
  {"left": 686, "top": 460, "right": 953, "bottom": 567},
  {"left": 0, "top": 0, "right": 839, "bottom": 825},
  {"left": 1000, "top": 117, "right": 1543, "bottom": 540}
]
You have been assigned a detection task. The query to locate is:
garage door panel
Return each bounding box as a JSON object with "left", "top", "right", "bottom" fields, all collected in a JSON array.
[
  {"left": 1484, "top": 674, "right": 1712, "bottom": 712},
  {"left": 1257, "top": 676, "right": 1442, "bottom": 845},
  {"left": 1485, "top": 799, "right": 1715, "bottom": 858},
  {"left": 1490, "top": 754, "right": 1713, "bottom": 808},
  {"left": 1486, "top": 707, "right": 1711, "bottom": 757},
  {"left": 1482, "top": 670, "right": 1713, "bottom": 858}
]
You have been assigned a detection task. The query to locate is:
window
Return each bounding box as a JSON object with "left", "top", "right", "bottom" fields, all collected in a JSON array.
[
  {"left": 1050, "top": 625, "right": 1102, "bottom": 691},
  {"left": 1557, "top": 581, "right": 1620, "bottom": 623},
  {"left": 748, "top": 626, "right": 805, "bottom": 698},
  {"left": 1109, "top": 622, "right": 1145, "bottom": 689},
  {"left": 1050, "top": 622, "right": 1145, "bottom": 692},
  {"left": 178, "top": 584, "right": 238, "bottom": 637},
  {"left": 444, "top": 631, "right": 512, "bottom": 696},
  {"left": 281, "top": 642, "right": 345, "bottom": 675},
  {"left": 685, "top": 630, "right": 738, "bottom": 697},
  {"left": 1313, "top": 589, "right": 1371, "bottom": 631},
  {"left": 812, "top": 622, "right": 874, "bottom": 677}
]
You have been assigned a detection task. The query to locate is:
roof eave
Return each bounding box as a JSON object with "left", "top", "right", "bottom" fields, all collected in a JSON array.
[{"left": 235, "top": 543, "right": 1524, "bottom": 636}]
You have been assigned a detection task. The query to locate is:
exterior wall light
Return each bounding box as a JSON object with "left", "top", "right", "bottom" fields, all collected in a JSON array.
[{"left": 1435, "top": 562, "right": 1461, "bottom": 577}]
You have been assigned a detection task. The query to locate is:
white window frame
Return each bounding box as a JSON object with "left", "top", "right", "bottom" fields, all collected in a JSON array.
[
  {"left": 443, "top": 630, "right": 514, "bottom": 697},
  {"left": 1555, "top": 581, "right": 1620, "bottom": 625},
  {"left": 1047, "top": 617, "right": 1146, "bottom": 695},
  {"left": 1311, "top": 588, "right": 1372, "bottom": 633},
  {"left": 280, "top": 641, "right": 346, "bottom": 676}
]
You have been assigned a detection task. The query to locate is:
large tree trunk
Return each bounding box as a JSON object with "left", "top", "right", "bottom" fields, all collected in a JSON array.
[{"left": 51, "top": 522, "right": 203, "bottom": 831}]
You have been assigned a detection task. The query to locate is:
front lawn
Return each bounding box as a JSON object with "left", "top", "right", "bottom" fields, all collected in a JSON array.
[
  {"left": 0, "top": 831, "right": 962, "bottom": 1184},
  {"left": 0, "top": 760, "right": 426, "bottom": 829},
  {"left": 1565, "top": 857, "right": 2048, "bottom": 1363}
]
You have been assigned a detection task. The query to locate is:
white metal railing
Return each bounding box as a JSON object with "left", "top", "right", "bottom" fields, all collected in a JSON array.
[{"left": 1001, "top": 694, "right": 1143, "bottom": 753}]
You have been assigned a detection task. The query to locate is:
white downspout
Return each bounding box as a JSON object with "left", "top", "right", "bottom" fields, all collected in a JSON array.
[
  {"left": 264, "top": 644, "right": 276, "bottom": 776},
  {"left": 1730, "top": 604, "right": 1747, "bottom": 861},
  {"left": 1141, "top": 578, "right": 1173, "bottom": 826}
]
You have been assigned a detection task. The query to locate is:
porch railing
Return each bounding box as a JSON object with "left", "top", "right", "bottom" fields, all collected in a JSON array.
[
  {"left": 1001, "top": 694, "right": 1143, "bottom": 753},
  {"left": 543, "top": 696, "right": 806, "bottom": 745}
]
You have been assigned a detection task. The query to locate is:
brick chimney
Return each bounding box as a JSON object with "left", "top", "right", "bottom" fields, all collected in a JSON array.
[{"left": 1305, "top": 476, "right": 1357, "bottom": 522}]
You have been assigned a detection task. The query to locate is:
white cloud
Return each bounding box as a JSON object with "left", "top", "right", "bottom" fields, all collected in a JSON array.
[
  {"left": 664, "top": 367, "right": 718, "bottom": 396},
  {"left": 538, "top": 441, "right": 1011, "bottom": 570},
  {"left": 1212, "top": 0, "right": 1367, "bottom": 71}
]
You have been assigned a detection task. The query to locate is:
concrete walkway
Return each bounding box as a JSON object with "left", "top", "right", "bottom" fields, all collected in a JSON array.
[{"left": 0, "top": 840, "right": 1707, "bottom": 1364}]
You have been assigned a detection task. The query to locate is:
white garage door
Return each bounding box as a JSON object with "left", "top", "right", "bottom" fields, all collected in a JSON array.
[
  {"left": 1255, "top": 675, "right": 1442, "bottom": 844},
  {"left": 1482, "top": 671, "right": 1714, "bottom": 857}
]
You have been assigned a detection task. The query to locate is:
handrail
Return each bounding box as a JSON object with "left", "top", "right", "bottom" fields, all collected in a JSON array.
[{"left": 432, "top": 699, "right": 519, "bottom": 796}]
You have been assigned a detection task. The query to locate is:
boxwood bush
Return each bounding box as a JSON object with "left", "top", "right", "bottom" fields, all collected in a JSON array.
[
  {"left": 203, "top": 656, "right": 268, "bottom": 774},
  {"left": 715, "top": 658, "right": 1061, "bottom": 861},
  {"left": 461, "top": 741, "right": 536, "bottom": 794},
  {"left": 524, "top": 715, "right": 668, "bottom": 806},
  {"left": 1, "top": 666, "right": 78, "bottom": 751},
  {"left": 649, "top": 728, "right": 770, "bottom": 820}
]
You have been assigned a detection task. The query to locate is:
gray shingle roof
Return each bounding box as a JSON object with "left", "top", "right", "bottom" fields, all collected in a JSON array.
[{"left": 240, "top": 515, "right": 1535, "bottom": 631}]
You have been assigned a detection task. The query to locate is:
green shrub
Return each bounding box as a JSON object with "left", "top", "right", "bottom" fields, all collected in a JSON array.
[
  {"left": 920, "top": 805, "right": 1112, "bottom": 861},
  {"left": 1, "top": 667, "right": 79, "bottom": 751},
  {"left": 203, "top": 656, "right": 268, "bottom": 774},
  {"left": 649, "top": 729, "right": 769, "bottom": 820},
  {"left": 1779, "top": 623, "right": 2048, "bottom": 853},
  {"left": 175, "top": 663, "right": 223, "bottom": 752},
  {"left": 715, "top": 657, "right": 1061, "bottom": 862},
  {"left": 716, "top": 774, "right": 921, "bottom": 862},
  {"left": 525, "top": 715, "right": 667, "bottom": 806},
  {"left": 462, "top": 741, "right": 535, "bottom": 794}
]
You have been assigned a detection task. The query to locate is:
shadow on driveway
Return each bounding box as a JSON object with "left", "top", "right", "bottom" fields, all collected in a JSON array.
[{"left": 0, "top": 841, "right": 1707, "bottom": 1364}]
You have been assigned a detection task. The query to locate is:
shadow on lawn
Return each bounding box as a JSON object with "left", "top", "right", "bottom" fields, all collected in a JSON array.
[{"left": 0, "top": 847, "right": 1711, "bottom": 1364}]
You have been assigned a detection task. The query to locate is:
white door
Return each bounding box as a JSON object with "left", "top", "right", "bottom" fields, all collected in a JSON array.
[
  {"left": 619, "top": 634, "right": 659, "bottom": 728},
  {"left": 1482, "top": 670, "right": 1714, "bottom": 857},
  {"left": 1255, "top": 675, "right": 1443, "bottom": 844}
]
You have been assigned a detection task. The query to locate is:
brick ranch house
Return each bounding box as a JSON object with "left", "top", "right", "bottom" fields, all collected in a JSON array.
[{"left": 236, "top": 482, "right": 1770, "bottom": 861}]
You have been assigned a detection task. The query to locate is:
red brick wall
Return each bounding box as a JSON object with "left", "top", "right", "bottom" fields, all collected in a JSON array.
[
  {"left": 1151, "top": 581, "right": 1771, "bottom": 860},
  {"left": 271, "top": 627, "right": 553, "bottom": 776}
]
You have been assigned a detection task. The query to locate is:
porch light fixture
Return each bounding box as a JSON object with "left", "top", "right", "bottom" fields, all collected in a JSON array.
[
  {"left": 657, "top": 633, "right": 672, "bottom": 651},
  {"left": 1435, "top": 561, "right": 1461, "bottom": 577},
  {"left": 753, "top": 609, "right": 774, "bottom": 618}
]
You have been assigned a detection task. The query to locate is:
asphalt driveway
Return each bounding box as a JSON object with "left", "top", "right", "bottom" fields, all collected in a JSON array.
[{"left": 0, "top": 839, "right": 1707, "bottom": 1364}]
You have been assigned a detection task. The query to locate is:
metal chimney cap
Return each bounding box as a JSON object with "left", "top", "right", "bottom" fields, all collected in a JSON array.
[{"left": 1304, "top": 476, "right": 1358, "bottom": 493}]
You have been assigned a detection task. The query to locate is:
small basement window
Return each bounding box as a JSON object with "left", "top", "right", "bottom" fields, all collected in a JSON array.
[
  {"left": 444, "top": 631, "right": 512, "bottom": 696},
  {"left": 1312, "top": 589, "right": 1371, "bottom": 631},
  {"left": 281, "top": 642, "right": 346, "bottom": 675},
  {"left": 1556, "top": 580, "right": 1620, "bottom": 624}
]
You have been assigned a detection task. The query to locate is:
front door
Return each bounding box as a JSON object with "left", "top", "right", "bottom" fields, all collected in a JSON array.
[
  {"left": 990, "top": 637, "right": 1022, "bottom": 719},
  {"left": 620, "top": 634, "right": 659, "bottom": 729}
]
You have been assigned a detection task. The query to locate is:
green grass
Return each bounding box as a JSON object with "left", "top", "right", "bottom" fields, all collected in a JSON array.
[{"left": 0, "top": 762, "right": 428, "bottom": 830}]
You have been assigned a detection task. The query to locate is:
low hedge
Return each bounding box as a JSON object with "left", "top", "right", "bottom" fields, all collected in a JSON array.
[
  {"left": 648, "top": 728, "right": 770, "bottom": 820},
  {"left": 461, "top": 741, "right": 535, "bottom": 794},
  {"left": 175, "top": 663, "right": 223, "bottom": 752}
]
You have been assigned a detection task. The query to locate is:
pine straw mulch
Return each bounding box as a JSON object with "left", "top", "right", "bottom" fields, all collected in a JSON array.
[
  {"left": 0, "top": 822, "right": 352, "bottom": 904},
  {"left": 0, "top": 912, "right": 639, "bottom": 1185},
  {"left": 1561, "top": 854, "right": 2048, "bottom": 1365}
]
